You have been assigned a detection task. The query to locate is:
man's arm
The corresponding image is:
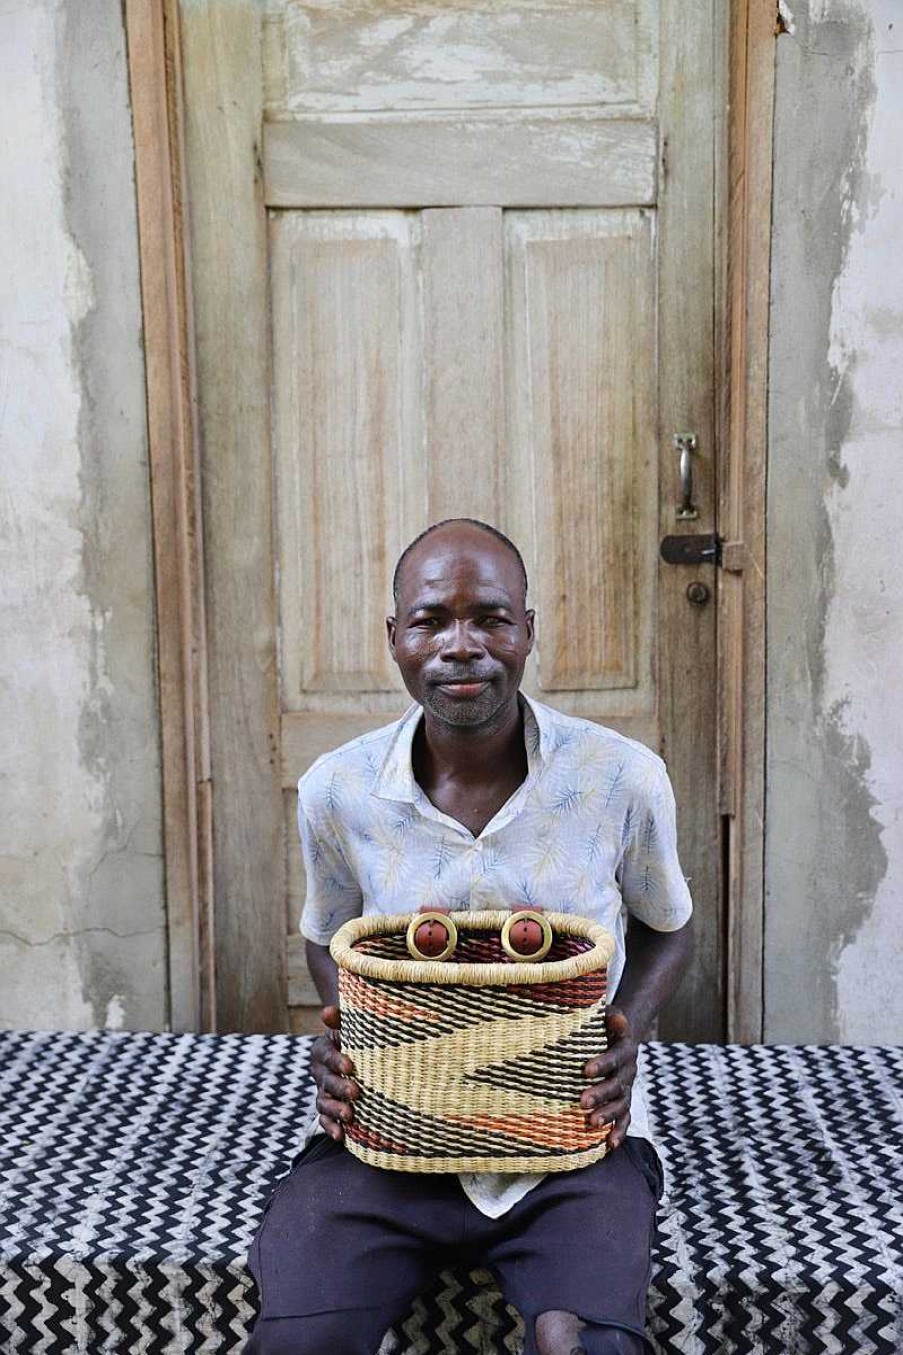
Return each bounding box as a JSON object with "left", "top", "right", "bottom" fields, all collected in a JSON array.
[
  {"left": 307, "top": 939, "right": 340, "bottom": 1007},
  {"left": 297, "top": 788, "right": 366, "bottom": 1140},
  {"left": 607, "top": 914, "right": 694, "bottom": 1041},
  {"left": 580, "top": 915, "right": 694, "bottom": 1149},
  {"left": 306, "top": 939, "right": 358, "bottom": 1141}
]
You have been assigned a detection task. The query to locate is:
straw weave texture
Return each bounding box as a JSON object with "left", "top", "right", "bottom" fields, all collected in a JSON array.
[{"left": 331, "top": 911, "right": 614, "bottom": 1173}]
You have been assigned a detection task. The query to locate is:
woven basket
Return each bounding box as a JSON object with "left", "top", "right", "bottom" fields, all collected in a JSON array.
[{"left": 329, "top": 910, "right": 615, "bottom": 1173}]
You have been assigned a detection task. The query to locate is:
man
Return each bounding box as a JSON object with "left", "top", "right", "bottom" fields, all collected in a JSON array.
[{"left": 247, "top": 519, "right": 693, "bottom": 1355}]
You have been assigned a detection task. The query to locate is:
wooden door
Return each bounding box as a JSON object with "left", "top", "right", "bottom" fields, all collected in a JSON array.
[{"left": 179, "top": 1, "right": 722, "bottom": 1039}]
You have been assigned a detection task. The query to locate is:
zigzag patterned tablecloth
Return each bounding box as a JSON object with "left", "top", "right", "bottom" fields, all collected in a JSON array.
[{"left": 0, "top": 1032, "right": 900, "bottom": 1354}]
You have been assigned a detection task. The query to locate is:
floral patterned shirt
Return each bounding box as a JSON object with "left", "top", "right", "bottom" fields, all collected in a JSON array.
[{"left": 298, "top": 694, "right": 692, "bottom": 1215}]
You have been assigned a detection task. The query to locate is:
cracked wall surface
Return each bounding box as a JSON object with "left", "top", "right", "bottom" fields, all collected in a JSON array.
[
  {"left": 0, "top": 1, "right": 166, "bottom": 1030},
  {"left": 766, "top": 0, "right": 902, "bottom": 1041}
]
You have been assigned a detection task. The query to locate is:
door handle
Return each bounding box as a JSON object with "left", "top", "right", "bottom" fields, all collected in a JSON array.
[{"left": 674, "top": 433, "right": 698, "bottom": 520}]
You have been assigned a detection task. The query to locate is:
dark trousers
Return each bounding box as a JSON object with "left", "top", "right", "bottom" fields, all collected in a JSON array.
[{"left": 247, "top": 1136, "right": 663, "bottom": 1355}]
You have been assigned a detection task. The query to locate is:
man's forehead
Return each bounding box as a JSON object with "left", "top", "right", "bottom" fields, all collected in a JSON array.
[{"left": 399, "top": 534, "right": 523, "bottom": 597}]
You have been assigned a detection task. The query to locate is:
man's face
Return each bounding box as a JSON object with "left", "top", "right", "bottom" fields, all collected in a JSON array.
[{"left": 387, "top": 527, "right": 535, "bottom": 730}]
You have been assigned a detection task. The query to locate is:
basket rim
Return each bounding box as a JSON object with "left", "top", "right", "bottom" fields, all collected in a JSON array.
[
  {"left": 345, "top": 1138, "right": 610, "bottom": 1174},
  {"left": 329, "top": 910, "right": 614, "bottom": 986}
]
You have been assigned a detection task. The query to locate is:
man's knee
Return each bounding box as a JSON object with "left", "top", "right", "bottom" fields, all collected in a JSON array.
[
  {"left": 534, "top": 1310, "right": 647, "bottom": 1355},
  {"left": 245, "top": 1310, "right": 385, "bottom": 1355}
]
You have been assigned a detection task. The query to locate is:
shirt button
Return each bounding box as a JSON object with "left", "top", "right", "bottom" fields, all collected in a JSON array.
[{"left": 475, "top": 840, "right": 484, "bottom": 851}]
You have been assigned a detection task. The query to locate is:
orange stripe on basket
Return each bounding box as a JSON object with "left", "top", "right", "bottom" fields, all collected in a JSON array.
[
  {"left": 348, "top": 1123, "right": 412, "bottom": 1157},
  {"left": 445, "top": 1109, "right": 609, "bottom": 1152},
  {"left": 340, "top": 973, "right": 443, "bottom": 1026},
  {"left": 509, "top": 974, "right": 607, "bottom": 1008}
]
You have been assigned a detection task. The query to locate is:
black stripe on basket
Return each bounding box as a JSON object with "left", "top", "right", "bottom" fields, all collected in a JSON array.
[
  {"left": 352, "top": 1086, "right": 579, "bottom": 1161},
  {"left": 464, "top": 1008, "right": 609, "bottom": 1101},
  {"left": 341, "top": 1009, "right": 441, "bottom": 1051},
  {"left": 367, "top": 977, "right": 589, "bottom": 1029}
]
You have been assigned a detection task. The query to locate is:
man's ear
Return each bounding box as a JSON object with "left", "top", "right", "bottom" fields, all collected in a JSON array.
[
  {"left": 386, "top": 615, "right": 397, "bottom": 659},
  {"left": 525, "top": 609, "right": 536, "bottom": 655}
]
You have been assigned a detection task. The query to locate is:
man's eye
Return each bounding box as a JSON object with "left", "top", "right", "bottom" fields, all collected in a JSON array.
[
  {"left": 413, "top": 617, "right": 441, "bottom": 627},
  {"left": 482, "top": 616, "right": 507, "bottom": 627}
]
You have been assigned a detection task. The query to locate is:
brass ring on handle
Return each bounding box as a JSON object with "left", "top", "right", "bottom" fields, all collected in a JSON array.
[
  {"left": 405, "top": 911, "right": 459, "bottom": 962},
  {"left": 500, "top": 910, "right": 554, "bottom": 963}
]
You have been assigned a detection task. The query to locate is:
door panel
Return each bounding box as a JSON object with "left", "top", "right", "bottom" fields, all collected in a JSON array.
[
  {"left": 422, "top": 209, "right": 506, "bottom": 519},
  {"left": 273, "top": 212, "right": 423, "bottom": 709},
  {"left": 263, "top": 0, "right": 656, "bottom": 115},
  {"left": 505, "top": 211, "right": 656, "bottom": 721},
  {"left": 264, "top": 117, "right": 658, "bottom": 209}
]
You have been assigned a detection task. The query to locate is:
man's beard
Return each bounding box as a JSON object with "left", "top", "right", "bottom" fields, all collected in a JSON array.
[{"left": 421, "top": 682, "right": 502, "bottom": 728}]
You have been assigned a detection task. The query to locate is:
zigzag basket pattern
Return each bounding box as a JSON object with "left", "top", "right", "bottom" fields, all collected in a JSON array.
[{"left": 330, "top": 910, "right": 616, "bottom": 1173}]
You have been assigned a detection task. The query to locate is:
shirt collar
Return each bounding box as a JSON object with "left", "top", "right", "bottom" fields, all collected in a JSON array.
[{"left": 371, "top": 692, "right": 549, "bottom": 805}]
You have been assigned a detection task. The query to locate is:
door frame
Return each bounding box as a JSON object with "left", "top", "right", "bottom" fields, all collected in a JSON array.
[
  {"left": 127, "top": 0, "right": 775, "bottom": 1037},
  {"left": 125, "top": 0, "right": 215, "bottom": 1032},
  {"left": 717, "top": 1, "right": 776, "bottom": 1043}
]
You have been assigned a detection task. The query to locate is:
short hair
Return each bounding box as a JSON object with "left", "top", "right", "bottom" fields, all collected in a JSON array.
[{"left": 392, "top": 518, "right": 529, "bottom": 606}]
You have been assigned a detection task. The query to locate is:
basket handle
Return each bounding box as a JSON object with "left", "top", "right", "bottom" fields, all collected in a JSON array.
[
  {"left": 404, "top": 906, "right": 554, "bottom": 963},
  {"left": 501, "top": 909, "right": 553, "bottom": 962},
  {"left": 406, "top": 908, "right": 458, "bottom": 962}
]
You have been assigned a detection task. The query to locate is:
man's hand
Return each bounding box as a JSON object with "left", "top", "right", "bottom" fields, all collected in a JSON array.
[
  {"left": 580, "top": 1006, "right": 638, "bottom": 1151},
  {"left": 311, "top": 1005, "right": 358, "bottom": 1142}
]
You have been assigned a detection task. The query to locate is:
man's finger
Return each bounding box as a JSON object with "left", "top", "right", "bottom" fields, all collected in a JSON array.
[
  {"left": 318, "top": 1045, "right": 355, "bottom": 1076},
  {"left": 311, "top": 1033, "right": 355, "bottom": 1077},
  {"left": 588, "top": 1095, "right": 627, "bottom": 1126},
  {"left": 580, "top": 1074, "right": 630, "bottom": 1112},
  {"left": 583, "top": 1049, "right": 633, "bottom": 1080},
  {"left": 320, "top": 1070, "right": 358, "bottom": 1101},
  {"left": 321, "top": 1005, "right": 341, "bottom": 1032},
  {"left": 318, "top": 1115, "right": 345, "bottom": 1142},
  {"left": 317, "top": 1099, "right": 353, "bottom": 1128},
  {"left": 605, "top": 1007, "right": 630, "bottom": 1040},
  {"left": 603, "top": 1110, "right": 632, "bottom": 1150},
  {"left": 317, "top": 1091, "right": 355, "bottom": 1127},
  {"left": 588, "top": 1102, "right": 630, "bottom": 1138}
]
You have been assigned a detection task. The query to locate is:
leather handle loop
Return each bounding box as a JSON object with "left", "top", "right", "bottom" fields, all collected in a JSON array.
[
  {"left": 500, "top": 910, "right": 554, "bottom": 963},
  {"left": 406, "top": 911, "right": 458, "bottom": 962}
]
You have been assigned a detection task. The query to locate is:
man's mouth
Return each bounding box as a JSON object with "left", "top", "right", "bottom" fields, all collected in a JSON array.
[{"left": 431, "top": 677, "right": 492, "bottom": 698}]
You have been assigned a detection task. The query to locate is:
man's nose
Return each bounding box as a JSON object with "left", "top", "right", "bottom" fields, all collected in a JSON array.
[{"left": 440, "top": 620, "right": 484, "bottom": 660}]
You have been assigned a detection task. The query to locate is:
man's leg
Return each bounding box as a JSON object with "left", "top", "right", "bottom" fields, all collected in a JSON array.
[
  {"left": 245, "top": 1309, "right": 406, "bottom": 1355},
  {"left": 246, "top": 1137, "right": 459, "bottom": 1355},
  {"left": 482, "top": 1138, "right": 663, "bottom": 1355}
]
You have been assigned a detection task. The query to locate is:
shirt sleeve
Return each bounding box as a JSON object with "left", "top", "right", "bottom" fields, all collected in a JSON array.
[
  {"left": 617, "top": 760, "right": 693, "bottom": 931},
  {"left": 297, "top": 795, "right": 363, "bottom": 946}
]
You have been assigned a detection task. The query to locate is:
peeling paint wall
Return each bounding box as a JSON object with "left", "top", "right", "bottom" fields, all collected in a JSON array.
[
  {"left": 767, "top": 0, "right": 903, "bottom": 1042},
  {"left": 0, "top": 2, "right": 166, "bottom": 1029}
]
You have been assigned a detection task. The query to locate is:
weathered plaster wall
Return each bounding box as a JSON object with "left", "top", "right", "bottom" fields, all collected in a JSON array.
[
  {"left": 0, "top": 2, "right": 167, "bottom": 1029},
  {"left": 766, "top": 0, "right": 902, "bottom": 1042}
]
